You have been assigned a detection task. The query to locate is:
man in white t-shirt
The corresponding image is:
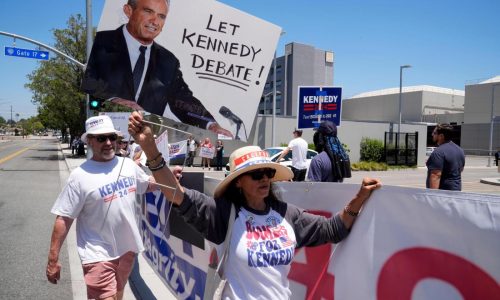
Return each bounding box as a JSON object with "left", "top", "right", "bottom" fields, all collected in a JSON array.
[
  {"left": 277, "top": 129, "right": 308, "bottom": 181},
  {"left": 46, "top": 115, "right": 155, "bottom": 300},
  {"left": 186, "top": 135, "right": 198, "bottom": 167}
]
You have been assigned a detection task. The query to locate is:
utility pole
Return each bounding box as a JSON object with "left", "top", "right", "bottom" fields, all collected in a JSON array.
[{"left": 86, "top": 0, "right": 93, "bottom": 119}]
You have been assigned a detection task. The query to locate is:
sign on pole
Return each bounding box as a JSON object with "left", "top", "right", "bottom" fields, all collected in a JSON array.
[
  {"left": 4, "top": 46, "right": 49, "bottom": 60},
  {"left": 297, "top": 86, "right": 342, "bottom": 129}
]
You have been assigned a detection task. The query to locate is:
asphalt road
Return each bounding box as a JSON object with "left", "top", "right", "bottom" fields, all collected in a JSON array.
[
  {"left": 0, "top": 138, "right": 73, "bottom": 299},
  {"left": 199, "top": 155, "right": 500, "bottom": 195}
]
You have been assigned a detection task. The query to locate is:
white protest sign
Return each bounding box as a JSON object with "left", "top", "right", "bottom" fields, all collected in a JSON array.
[
  {"left": 200, "top": 146, "right": 215, "bottom": 159},
  {"left": 101, "top": 112, "right": 131, "bottom": 139},
  {"left": 169, "top": 139, "right": 187, "bottom": 159},
  {"left": 97, "top": 0, "right": 281, "bottom": 141}
]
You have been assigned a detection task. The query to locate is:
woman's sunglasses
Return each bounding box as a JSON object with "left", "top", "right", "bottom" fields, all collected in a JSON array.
[
  {"left": 245, "top": 168, "right": 276, "bottom": 180},
  {"left": 90, "top": 134, "right": 118, "bottom": 143}
]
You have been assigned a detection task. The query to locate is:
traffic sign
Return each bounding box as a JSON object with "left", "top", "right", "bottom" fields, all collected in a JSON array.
[
  {"left": 297, "top": 86, "right": 342, "bottom": 129},
  {"left": 4, "top": 46, "right": 49, "bottom": 60}
]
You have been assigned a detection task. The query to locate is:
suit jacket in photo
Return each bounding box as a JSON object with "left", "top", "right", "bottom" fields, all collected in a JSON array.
[{"left": 81, "top": 25, "right": 215, "bottom": 129}]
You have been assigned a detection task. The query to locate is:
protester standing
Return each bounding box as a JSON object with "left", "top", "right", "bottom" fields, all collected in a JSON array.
[
  {"left": 201, "top": 137, "right": 213, "bottom": 170},
  {"left": 186, "top": 135, "right": 197, "bottom": 167},
  {"left": 127, "top": 111, "right": 381, "bottom": 299},
  {"left": 71, "top": 136, "right": 79, "bottom": 156},
  {"left": 46, "top": 115, "right": 155, "bottom": 300},
  {"left": 215, "top": 140, "right": 224, "bottom": 171},
  {"left": 277, "top": 129, "right": 308, "bottom": 181},
  {"left": 308, "top": 121, "right": 351, "bottom": 182},
  {"left": 426, "top": 123, "right": 465, "bottom": 191}
]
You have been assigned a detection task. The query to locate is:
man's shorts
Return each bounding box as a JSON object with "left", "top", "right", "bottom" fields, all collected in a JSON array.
[{"left": 82, "top": 251, "right": 136, "bottom": 299}]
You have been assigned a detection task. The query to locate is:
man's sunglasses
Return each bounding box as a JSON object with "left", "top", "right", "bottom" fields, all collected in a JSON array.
[
  {"left": 90, "top": 134, "right": 118, "bottom": 143},
  {"left": 245, "top": 168, "right": 276, "bottom": 180}
]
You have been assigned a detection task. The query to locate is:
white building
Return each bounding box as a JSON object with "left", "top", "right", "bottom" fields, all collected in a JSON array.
[
  {"left": 461, "top": 76, "right": 500, "bottom": 155},
  {"left": 342, "top": 85, "right": 465, "bottom": 125}
]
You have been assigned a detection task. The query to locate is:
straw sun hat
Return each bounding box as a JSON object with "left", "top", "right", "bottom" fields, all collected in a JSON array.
[{"left": 214, "top": 146, "right": 293, "bottom": 198}]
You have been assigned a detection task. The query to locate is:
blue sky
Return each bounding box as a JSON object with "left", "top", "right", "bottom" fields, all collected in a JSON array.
[{"left": 1, "top": 0, "right": 499, "bottom": 120}]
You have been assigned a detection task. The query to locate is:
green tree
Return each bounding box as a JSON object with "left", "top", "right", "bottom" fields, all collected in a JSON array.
[
  {"left": 18, "top": 116, "right": 45, "bottom": 135},
  {"left": 25, "top": 14, "right": 89, "bottom": 139},
  {"left": 0, "top": 116, "right": 6, "bottom": 126}
]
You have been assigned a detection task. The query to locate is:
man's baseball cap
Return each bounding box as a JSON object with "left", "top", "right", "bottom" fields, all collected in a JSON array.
[{"left": 81, "top": 115, "right": 120, "bottom": 143}]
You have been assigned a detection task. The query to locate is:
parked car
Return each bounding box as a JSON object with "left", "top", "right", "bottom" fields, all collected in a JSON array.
[
  {"left": 426, "top": 147, "right": 436, "bottom": 156},
  {"left": 225, "top": 147, "right": 318, "bottom": 177}
]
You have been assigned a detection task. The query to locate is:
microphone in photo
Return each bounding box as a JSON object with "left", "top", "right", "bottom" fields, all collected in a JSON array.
[{"left": 219, "top": 106, "right": 244, "bottom": 140}]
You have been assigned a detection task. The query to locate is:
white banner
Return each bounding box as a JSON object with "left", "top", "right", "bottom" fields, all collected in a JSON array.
[
  {"left": 97, "top": 0, "right": 281, "bottom": 141},
  {"left": 169, "top": 139, "right": 187, "bottom": 160},
  {"left": 136, "top": 182, "right": 500, "bottom": 299},
  {"left": 331, "top": 186, "right": 500, "bottom": 300}
]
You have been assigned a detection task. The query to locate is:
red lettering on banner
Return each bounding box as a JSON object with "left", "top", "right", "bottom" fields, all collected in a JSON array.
[
  {"left": 289, "top": 210, "right": 335, "bottom": 300},
  {"left": 377, "top": 247, "right": 500, "bottom": 299}
]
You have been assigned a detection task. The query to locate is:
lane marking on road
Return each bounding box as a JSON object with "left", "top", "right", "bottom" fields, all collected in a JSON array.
[{"left": 0, "top": 146, "right": 32, "bottom": 165}]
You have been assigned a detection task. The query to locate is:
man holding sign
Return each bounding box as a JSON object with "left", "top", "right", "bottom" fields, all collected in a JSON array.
[{"left": 82, "top": 0, "right": 232, "bottom": 137}]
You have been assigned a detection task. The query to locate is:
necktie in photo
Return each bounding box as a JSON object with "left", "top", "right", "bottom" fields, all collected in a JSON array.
[{"left": 133, "top": 46, "right": 147, "bottom": 95}]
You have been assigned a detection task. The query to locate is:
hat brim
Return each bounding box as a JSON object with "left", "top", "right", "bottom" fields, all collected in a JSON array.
[
  {"left": 82, "top": 128, "right": 120, "bottom": 143},
  {"left": 214, "top": 162, "right": 293, "bottom": 198}
]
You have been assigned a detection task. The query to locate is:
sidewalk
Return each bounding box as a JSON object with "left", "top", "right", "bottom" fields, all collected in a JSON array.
[{"left": 59, "top": 144, "right": 176, "bottom": 300}]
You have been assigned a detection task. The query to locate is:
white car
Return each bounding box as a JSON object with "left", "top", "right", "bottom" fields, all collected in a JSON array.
[{"left": 225, "top": 147, "right": 318, "bottom": 177}]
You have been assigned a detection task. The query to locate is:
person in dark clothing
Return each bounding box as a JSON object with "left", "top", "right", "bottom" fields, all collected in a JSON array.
[
  {"left": 215, "top": 140, "right": 224, "bottom": 171},
  {"left": 426, "top": 124, "right": 465, "bottom": 191},
  {"left": 308, "top": 121, "right": 351, "bottom": 182},
  {"left": 495, "top": 149, "right": 500, "bottom": 167}
]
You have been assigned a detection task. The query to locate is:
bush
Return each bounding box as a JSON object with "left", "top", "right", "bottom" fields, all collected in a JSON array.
[{"left": 360, "top": 137, "right": 384, "bottom": 162}]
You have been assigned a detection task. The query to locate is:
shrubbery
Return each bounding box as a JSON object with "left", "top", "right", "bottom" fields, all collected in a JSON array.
[{"left": 360, "top": 137, "right": 384, "bottom": 162}]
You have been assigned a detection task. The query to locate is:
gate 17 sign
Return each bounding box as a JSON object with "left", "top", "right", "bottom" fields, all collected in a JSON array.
[
  {"left": 4, "top": 46, "right": 49, "bottom": 60},
  {"left": 297, "top": 86, "right": 342, "bottom": 129}
]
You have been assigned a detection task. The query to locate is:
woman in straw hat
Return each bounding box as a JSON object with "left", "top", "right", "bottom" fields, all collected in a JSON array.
[{"left": 128, "top": 111, "right": 381, "bottom": 299}]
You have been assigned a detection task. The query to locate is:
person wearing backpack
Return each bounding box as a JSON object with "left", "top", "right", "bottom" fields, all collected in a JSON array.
[{"left": 308, "top": 121, "right": 351, "bottom": 182}]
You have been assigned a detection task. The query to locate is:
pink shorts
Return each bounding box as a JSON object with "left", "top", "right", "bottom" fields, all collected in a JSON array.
[{"left": 82, "top": 251, "right": 136, "bottom": 299}]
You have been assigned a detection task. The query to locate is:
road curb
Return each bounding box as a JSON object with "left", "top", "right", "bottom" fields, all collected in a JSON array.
[{"left": 480, "top": 178, "right": 500, "bottom": 186}]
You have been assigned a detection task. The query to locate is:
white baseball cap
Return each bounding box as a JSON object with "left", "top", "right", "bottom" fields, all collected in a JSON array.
[{"left": 81, "top": 115, "right": 120, "bottom": 143}]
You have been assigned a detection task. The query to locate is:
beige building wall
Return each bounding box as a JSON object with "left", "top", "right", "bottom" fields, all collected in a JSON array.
[{"left": 342, "top": 86, "right": 464, "bottom": 124}]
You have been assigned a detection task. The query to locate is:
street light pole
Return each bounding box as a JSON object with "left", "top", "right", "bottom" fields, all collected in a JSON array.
[
  {"left": 398, "top": 65, "right": 411, "bottom": 137},
  {"left": 86, "top": 0, "right": 93, "bottom": 119},
  {"left": 487, "top": 83, "right": 500, "bottom": 167}
]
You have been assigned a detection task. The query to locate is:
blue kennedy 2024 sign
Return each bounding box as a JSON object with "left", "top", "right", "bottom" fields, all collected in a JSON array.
[
  {"left": 297, "top": 86, "right": 342, "bottom": 129},
  {"left": 4, "top": 46, "right": 49, "bottom": 60}
]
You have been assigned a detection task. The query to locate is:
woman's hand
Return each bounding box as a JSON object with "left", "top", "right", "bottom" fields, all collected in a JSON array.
[
  {"left": 128, "top": 111, "right": 155, "bottom": 148},
  {"left": 340, "top": 177, "right": 381, "bottom": 229},
  {"left": 356, "top": 177, "right": 382, "bottom": 203}
]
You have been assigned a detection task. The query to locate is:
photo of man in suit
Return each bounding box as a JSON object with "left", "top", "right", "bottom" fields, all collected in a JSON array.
[{"left": 81, "top": 0, "right": 232, "bottom": 137}]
